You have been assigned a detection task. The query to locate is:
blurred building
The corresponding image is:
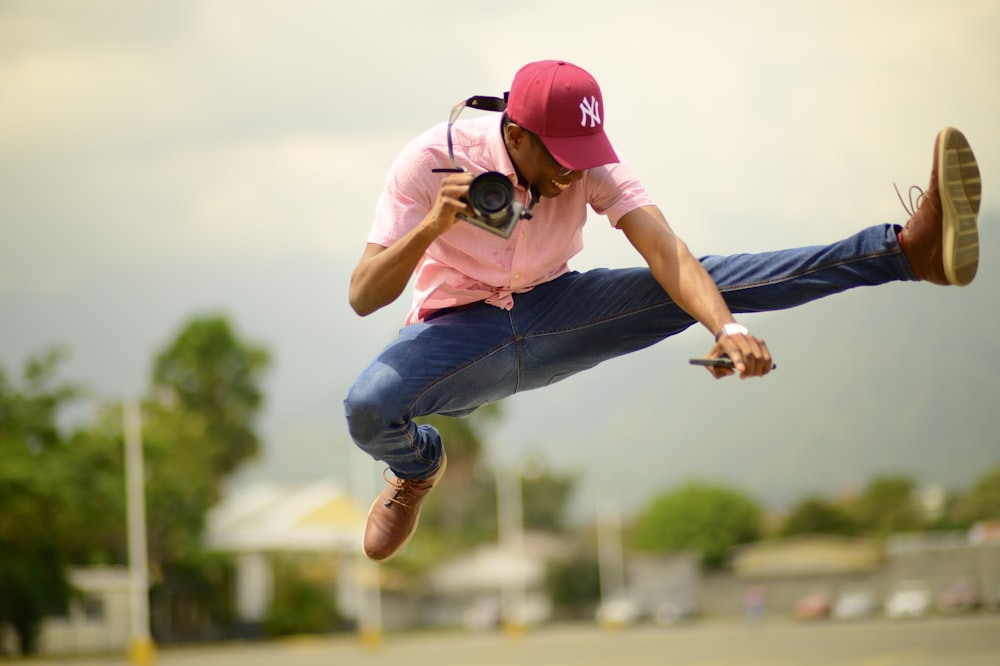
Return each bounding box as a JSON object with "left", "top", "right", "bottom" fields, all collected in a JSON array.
[
  {"left": 699, "top": 530, "right": 1000, "bottom": 619},
  {"left": 422, "top": 533, "right": 569, "bottom": 630},
  {"left": 203, "top": 478, "right": 364, "bottom": 635},
  {"left": 0, "top": 567, "right": 132, "bottom": 656}
]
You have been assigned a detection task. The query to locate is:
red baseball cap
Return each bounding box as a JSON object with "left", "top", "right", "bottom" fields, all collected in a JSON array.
[{"left": 505, "top": 60, "right": 619, "bottom": 171}]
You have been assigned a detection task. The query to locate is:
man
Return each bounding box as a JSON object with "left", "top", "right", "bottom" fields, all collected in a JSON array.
[{"left": 345, "top": 60, "right": 981, "bottom": 562}]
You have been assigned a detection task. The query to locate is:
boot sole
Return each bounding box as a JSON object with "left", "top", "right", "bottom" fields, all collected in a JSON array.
[{"left": 938, "top": 127, "right": 981, "bottom": 286}]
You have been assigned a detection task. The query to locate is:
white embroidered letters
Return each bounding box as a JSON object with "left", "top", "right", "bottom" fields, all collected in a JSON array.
[{"left": 579, "top": 95, "right": 601, "bottom": 128}]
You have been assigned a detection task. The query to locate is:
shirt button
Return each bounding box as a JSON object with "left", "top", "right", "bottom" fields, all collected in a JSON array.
[{"left": 514, "top": 274, "right": 521, "bottom": 280}]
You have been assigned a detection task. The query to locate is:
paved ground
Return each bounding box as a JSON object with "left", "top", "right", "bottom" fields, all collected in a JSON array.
[{"left": 11, "top": 616, "right": 1000, "bottom": 666}]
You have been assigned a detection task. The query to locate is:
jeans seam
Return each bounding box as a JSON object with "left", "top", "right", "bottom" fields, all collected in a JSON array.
[
  {"left": 405, "top": 335, "right": 519, "bottom": 423},
  {"left": 402, "top": 343, "right": 513, "bottom": 471},
  {"left": 715, "top": 246, "right": 906, "bottom": 293},
  {"left": 509, "top": 308, "right": 524, "bottom": 394},
  {"left": 523, "top": 301, "right": 674, "bottom": 339},
  {"left": 521, "top": 246, "right": 907, "bottom": 339}
]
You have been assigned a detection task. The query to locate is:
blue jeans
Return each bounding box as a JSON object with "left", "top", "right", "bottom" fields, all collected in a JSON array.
[{"left": 344, "top": 224, "right": 915, "bottom": 479}]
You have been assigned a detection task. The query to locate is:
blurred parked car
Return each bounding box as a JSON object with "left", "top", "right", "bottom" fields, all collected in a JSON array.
[
  {"left": 794, "top": 592, "right": 831, "bottom": 620},
  {"left": 462, "top": 597, "right": 500, "bottom": 631},
  {"left": 832, "top": 588, "right": 876, "bottom": 620},
  {"left": 653, "top": 601, "right": 694, "bottom": 626},
  {"left": 596, "top": 597, "right": 643, "bottom": 627},
  {"left": 885, "top": 580, "right": 932, "bottom": 619},
  {"left": 938, "top": 579, "right": 980, "bottom": 614}
]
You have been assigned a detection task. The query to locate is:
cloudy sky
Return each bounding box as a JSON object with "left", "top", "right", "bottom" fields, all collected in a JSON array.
[{"left": 3, "top": 1, "right": 998, "bottom": 514}]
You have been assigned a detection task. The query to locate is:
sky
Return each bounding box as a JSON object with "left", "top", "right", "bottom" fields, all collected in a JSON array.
[{"left": 2, "top": 0, "right": 999, "bottom": 517}]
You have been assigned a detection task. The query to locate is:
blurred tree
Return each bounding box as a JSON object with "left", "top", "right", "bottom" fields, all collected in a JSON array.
[
  {"left": 852, "top": 475, "right": 924, "bottom": 536},
  {"left": 545, "top": 553, "right": 601, "bottom": 619},
  {"left": 54, "top": 314, "right": 270, "bottom": 570},
  {"left": 263, "top": 559, "right": 341, "bottom": 637},
  {"left": 958, "top": 464, "right": 1000, "bottom": 525},
  {"left": 398, "top": 409, "right": 502, "bottom": 569},
  {"left": 0, "top": 349, "right": 79, "bottom": 654},
  {"left": 415, "top": 408, "right": 499, "bottom": 539},
  {"left": 0, "top": 315, "right": 271, "bottom": 650},
  {"left": 142, "top": 315, "right": 270, "bottom": 640},
  {"left": 152, "top": 315, "right": 270, "bottom": 477},
  {"left": 522, "top": 470, "right": 576, "bottom": 533},
  {"left": 780, "top": 497, "right": 859, "bottom": 537},
  {"left": 630, "top": 482, "right": 764, "bottom": 568},
  {"left": 52, "top": 420, "right": 127, "bottom": 565}
]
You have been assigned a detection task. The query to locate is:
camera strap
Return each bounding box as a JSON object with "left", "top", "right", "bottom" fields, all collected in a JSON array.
[
  {"left": 433, "top": 95, "right": 540, "bottom": 224},
  {"left": 435, "top": 96, "right": 508, "bottom": 173}
]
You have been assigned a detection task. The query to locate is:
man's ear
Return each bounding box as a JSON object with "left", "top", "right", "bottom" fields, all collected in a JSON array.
[{"left": 504, "top": 122, "right": 526, "bottom": 149}]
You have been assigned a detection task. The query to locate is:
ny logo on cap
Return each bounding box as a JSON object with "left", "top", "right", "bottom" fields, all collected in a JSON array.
[{"left": 579, "top": 95, "right": 601, "bottom": 128}]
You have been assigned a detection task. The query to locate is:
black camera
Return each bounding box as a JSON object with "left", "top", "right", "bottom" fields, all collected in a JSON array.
[
  {"left": 460, "top": 172, "right": 525, "bottom": 238},
  {"left": 430, "top": 96, "right": 539, "bottom": 239}
]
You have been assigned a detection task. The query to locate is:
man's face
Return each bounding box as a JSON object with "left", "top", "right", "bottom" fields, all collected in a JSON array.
[{"left": 507, "top": 125, "right": 584, "bottom": 198}]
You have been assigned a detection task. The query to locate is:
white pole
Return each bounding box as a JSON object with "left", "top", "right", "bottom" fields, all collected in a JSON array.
[
  {"left": 595, "top": 491, "right": 626, "bottom": 627},
  {"left": 496, "top": 465, "right": 527, "bottom": 636},
  {"left": 123, "top": 400, "right": 156, "bottom": 664},
  {"left": 351, "top": 450, "right": 383, "bottom": 650}
]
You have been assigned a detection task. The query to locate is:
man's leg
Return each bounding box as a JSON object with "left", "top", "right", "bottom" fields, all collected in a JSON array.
[
  {"left": 510, "top": 224, "right": 913, "bottom": 391},
  {"left": 345, "top": 303, "right": 521, "bottom": 478},
  {"left": 345, "top": 302, "right": 524, "bottom": 560},
  {"left": 512, "top": 126, "right": 981, "bottom": 389}
]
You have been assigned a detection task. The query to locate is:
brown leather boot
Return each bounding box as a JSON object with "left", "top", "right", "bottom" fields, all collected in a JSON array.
[
  {"left": 363, "top": 453, "right": 447, "bottom": 561},
  {"left": 898, "top": 127, "right": 981, "bottom": 286}
]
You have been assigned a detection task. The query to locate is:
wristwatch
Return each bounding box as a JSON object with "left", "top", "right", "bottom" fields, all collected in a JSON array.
[{"left": 715, "top": 322, "right": 749, "bottom": 341}]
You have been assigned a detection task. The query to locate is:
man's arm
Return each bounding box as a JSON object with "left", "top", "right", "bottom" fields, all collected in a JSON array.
[
  {"left": 349, "top": 172, "right": 475, "bottom": 316},
  {"left": 618, "top": 205, "right": 773, "bottom": 378}
]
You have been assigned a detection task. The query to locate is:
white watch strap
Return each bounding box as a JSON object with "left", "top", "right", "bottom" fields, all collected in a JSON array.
[{"left": 715, "top": 322, "right": 749, "bottom": 341}]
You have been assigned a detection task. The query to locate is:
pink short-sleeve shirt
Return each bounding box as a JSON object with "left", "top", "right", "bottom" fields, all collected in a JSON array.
[{"left": 368, "top": 115, "right": 654, "bottom": 325}]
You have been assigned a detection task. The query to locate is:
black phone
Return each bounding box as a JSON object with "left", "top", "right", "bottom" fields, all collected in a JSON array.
[
  {"left": 689, "top": 358, "right": 735, "bottom": 369},
  {"left": 689, "top": 358, "right": 777, "bottom": 370}
]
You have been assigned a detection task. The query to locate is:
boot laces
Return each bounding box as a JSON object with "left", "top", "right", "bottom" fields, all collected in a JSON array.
[
  {"left": 381, "top": 468, "right": 422, "bottom": 508},
  {"left": 894, "top": 183, "right": 925, "bottom": 217}
]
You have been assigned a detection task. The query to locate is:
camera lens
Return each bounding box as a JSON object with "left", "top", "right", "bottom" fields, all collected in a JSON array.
[{"left": 468, "top": 172, "right": 514, "bottom": 222}]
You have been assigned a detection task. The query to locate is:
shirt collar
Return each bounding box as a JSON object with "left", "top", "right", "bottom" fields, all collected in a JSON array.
[{"left": 486, "top": 115, "right": 518, "bottom": 180}]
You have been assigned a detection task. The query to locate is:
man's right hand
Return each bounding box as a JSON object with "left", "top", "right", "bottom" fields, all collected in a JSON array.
[
  {"left": 349, "top": 171, "right": 478, "bottom": 317},
  {"left": 424, "top": 171, "right": 476, "bottom": 236}
]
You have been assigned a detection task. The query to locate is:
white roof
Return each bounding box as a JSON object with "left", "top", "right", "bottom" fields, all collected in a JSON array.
[
  {"left": 428, "top": 544, "right": 545, "bottom": 592},
  {"left": 204, "top": 478, "right": 363, "bottom": 554}
]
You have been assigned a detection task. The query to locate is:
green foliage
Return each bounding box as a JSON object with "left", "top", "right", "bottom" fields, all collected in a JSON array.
[
  {"left": 414, "top": 412, "right": 496, "bottom": 545},
  {"left": 0, "top": 349, "right": 79, "bottom": 654},
  {"left": 545, "top": 554, "right": 601, "bottom": 618},
  {"left": 264, "top": 562, "right": 341, "bottom": 637},
  {"left": 0, "top": 539, "right": 74, "bottom": 655},
  {"left": 780, "top": 498, "right": 859, "bottom": 537},
  {"left": 852, "top": 475, "right": 923, "bottom": 536},
  {"left": 522, "top": 470, "right": 576, "bottom": 533},
  {"left": 958, "top": 464, "right": 1000, "bottom": 524},
  {"left": 152, "top": 315, "right": 270, "bottom": 476},
  {"left": 50, "top": 422, "right": 127, "bottom": 565},
  {"left": 142, "top": 315, "right": 271, "bottom": 567},
  {"left": 630, "top": 482, "right": 764, "bottom": 568},
  {"left": 0, "top": 315, "right": 271, "bottom": 650}
]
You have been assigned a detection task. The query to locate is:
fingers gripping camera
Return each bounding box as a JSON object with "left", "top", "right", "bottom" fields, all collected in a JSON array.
[
  {"left": 460, "top": 172, "right": 529, "bottom": 239},
  {"left": 430, "top": 96, "right": 538, "bottom": 239}
]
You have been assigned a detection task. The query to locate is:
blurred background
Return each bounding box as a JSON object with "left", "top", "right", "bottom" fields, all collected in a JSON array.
[{"left": 2, "top": 0, "right": 999, "bottom": 659}]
